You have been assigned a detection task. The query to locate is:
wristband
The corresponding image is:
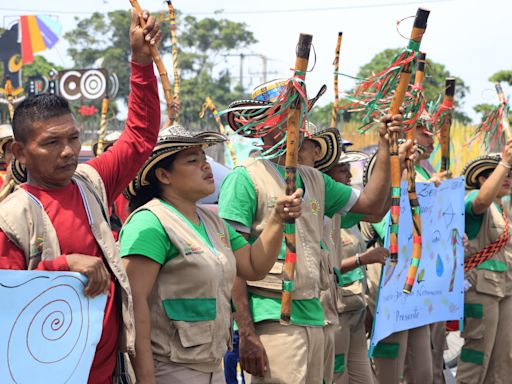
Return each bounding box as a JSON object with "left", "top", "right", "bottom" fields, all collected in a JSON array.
[
  {"left": 499, "top": 161, "right": 512, "bottom": 170},
  {"left": 355, "top": 253, "right": 361, "bottom": 267}
]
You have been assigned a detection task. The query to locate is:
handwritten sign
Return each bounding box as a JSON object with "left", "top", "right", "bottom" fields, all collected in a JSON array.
[
  {"left": 370, "top": 178, "right": 465, "bottom": 355},
  {"left": 0, "top": 271, "right": 107, "bottom": 383}
]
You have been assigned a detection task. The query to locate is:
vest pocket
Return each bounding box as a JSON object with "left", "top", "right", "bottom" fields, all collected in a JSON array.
[
  {"left": 169, "top": 321, "right": 215, "bottom": 363},
  {"left": 475, "top": 270, "right": 506, "bottom": 298}
]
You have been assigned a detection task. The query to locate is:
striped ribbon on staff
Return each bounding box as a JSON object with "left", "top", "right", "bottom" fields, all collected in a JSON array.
[
  {"left": 403, "top": 53, "right": 426, "bottom": 293},
  {"left": 439, "top": 78, "right": 456, "bottom": 173},
  {"left": 331, "top": 32, "right": 343, "bottom": 128}
]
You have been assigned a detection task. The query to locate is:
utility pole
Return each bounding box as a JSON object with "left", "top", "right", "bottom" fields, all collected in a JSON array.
[{"left": 223, "top": 53, "right": 273, "bottom": 92}]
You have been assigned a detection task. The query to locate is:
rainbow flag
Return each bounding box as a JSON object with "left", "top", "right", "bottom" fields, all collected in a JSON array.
[{"left": 19, "top": 15, "right": 61, "bottom": 65}]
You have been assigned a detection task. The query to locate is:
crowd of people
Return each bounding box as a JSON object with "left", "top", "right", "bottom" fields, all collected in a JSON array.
[{"left": 0, "top": 8, "right": 510, "bottom": 384}]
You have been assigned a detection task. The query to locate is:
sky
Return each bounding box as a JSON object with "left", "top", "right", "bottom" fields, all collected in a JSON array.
[{"left": 1, "top": 0, "right": 510, "bottom": 123}]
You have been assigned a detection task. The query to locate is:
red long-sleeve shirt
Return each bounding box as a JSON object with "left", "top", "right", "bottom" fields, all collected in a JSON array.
[{"left": 0, "top": 62, "right": 160, "bottom": 383}]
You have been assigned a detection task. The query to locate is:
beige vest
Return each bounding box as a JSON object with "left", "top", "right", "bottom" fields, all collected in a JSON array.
[
  {"left": 0, "top": 164, "right": 135, "bottom": 354},
  {"left": 129, "top": 200, "right": 237, "bottom": 373},
  {"left": 243, "top": 158, "right": 329, "bottom": 300},
  {"left": 320, "top": 215, "right": 341, "bottom": 326},
  {"left": 465, "top": 201, "right": 512, "bottom": 297},
  {"left": 338, "top": 226, "right": 367, "bottom": 313}
]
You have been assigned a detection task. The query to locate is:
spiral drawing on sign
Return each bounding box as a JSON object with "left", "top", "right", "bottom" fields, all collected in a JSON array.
[
  {"left": 59, "top": 70, "right": 82, "bottom": 101},
  {"left": 80, "top": 70, "right": 107, "bottom": 100},
  {"left": 6, "top": 276, "right": 89, "bottom": 383}
]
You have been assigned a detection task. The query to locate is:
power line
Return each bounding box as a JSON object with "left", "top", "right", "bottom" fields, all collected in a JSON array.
[{"left": 0, "top": 0, "right": 453, "bottom": 17}]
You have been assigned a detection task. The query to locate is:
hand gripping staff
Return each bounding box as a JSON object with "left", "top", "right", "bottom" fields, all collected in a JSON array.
[
  {"left": 95, "top": 97, "right": 110, "bottom": 156},
  {"left": 199, "top": 96, "right": 238, "bottom": 165},
  {"left": 388, "top": 8, "right": 430, "bottom": 265},
  {"left": 129, "top": 0, "right": 176, "bottom": 126},
  {"left": 403, "top": 53, "right": 426, "bottom": 293},
  {"left": 280, "top": 33, "right": 313, "bottom": 325},
  {"left": 438, "top": 78, "right": 456, "bottom": 173},
  {"left": 166, "top": 0, "right": 180, "bottom": 124},
  {"left": 331, "top": 32, "right": 343, "bottom": 128}
]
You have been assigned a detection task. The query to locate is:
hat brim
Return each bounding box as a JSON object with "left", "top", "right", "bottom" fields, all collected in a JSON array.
[
  {"left": 11, "top": 158, "right": 26, "bottom": 185},
  {"left": 310, "top": 128, "right": 341, "bottom": 172},
  {"left": 362, "top": 149, "right": 378, "bottom": 186},
  {"left": 226, "top": 84, "right": 327, "bottom": 137},
  {"left": 462, "top": 154, "right": 501, "bottom": 190},
  {"left": 126, "top": 131, "right": 226, "bottom": 199},
  {"left": 338, "top": 151, "right": 369, "bottom": 164},
  {"left": 92, "top": 140, "right": 116, "bottom": 157}
]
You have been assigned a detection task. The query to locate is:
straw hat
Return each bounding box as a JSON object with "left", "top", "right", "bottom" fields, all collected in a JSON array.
[
  {"left": 125, "top": 125, "right": 226, "bottom": 198},
  {"left": 225, "top": 78, "right": 326, "bottom": 137},
  {"left": 362, "top": 149, "right": 378, "bottom": 186},
  {"left": 337, "top": 150, "right": 369, "bottom": 165},
  {"left": 0, "top": 124, "right": 13, "bottom": 158},
  {"left": 92, "top": 131, "right": 122, "bottom": 156},
  {"left": 461, "top": 153, "right": 501, "bottom": 190},
  {"left": 304, "top": 122, "right": 341, "bottom": 172}
]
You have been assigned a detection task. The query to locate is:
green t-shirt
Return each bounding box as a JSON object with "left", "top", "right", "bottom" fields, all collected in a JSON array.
[
  {"left": 119, "top": 200, "right": 247, "bottom": 264},
  {"left": 218, "top": 163, "right": 357, "bottom": 326},
  {"left": 341, "top": 212, "right": 364, "bottom": 229}
]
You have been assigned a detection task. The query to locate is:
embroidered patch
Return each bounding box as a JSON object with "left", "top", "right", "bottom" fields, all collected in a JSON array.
[
  {"left": 30, "top": 236, "right": 44, "bottom": 258},
  {"left": 218, "top": 232, "right": 229, "bottom": 248},
  {"left": 310, "top": 198, "right": 320, "bottom": 215},
  {"left": 267, "top": 196, "right": 277, "bottom": 209},
  {"left": 184, "top": 242, "right": 203, "bottom": 256}
]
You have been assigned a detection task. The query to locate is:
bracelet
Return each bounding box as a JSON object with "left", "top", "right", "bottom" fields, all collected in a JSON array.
[
  {"left": 355, "top": 253, "right": 361, "bottom": 267},
  {"left": 499, "top": 161, "right": 512, "bottom": 170}
]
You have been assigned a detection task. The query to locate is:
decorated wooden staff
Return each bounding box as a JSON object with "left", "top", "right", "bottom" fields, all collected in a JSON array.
[
  {"left": 438, "top": 78, "right": 456, "bottom": 173},
  {"left": 129, "top": 0, "right": 176, "bottom": 125},
  {"left": 331, "top": 32, "right": 343, "bottom": 128},
  {"left": 471, "top": 82, "right": 511, "bottom": 150},
  {"left": 387, "top": 8, "right": 430, "bottom": 265},
  {"left": 95, "top": 97, "right": 110, "bottom": 156},
  {"left": 403, "top": 53, "right": 426, "bottom": 293},
  {"left": 166, "top": 0, "right": 180, "bottom": 124},
  {"left": 199, "top": 96, "right": 238, "bottom": 165},
  {"left": 280, "top": 33, "right": 313, "bottom": 324}
]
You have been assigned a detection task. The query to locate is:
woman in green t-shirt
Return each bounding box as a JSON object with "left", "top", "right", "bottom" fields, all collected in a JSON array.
[
  {"left": 119, "top": 125, "right": 302, "bottom": 384},
  {"left": 457, "top": 146, "right": 512, "bottom": 384}
]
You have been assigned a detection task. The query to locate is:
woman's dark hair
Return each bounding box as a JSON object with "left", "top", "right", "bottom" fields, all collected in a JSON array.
[
  {"left": 476, "top": 168, "right": 495, "bottom": 189},
  {"left": 128, "top": 153, "right": 178, "bottom": 212}
]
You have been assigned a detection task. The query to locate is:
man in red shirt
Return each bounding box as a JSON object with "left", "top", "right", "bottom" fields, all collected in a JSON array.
[{"left": 0, "top": 9, "right": 162, "bottom": 383}]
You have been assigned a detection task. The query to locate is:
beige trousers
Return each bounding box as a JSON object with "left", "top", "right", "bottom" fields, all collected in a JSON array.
[
  {"left": 154, "top": 360, "right": 225, "bottom": 384},
  {"left": 456, "top": 288, "right": 512, "bottom": 384},
  {"left": 324, "top": 323, "right": 336, "bottom": 384},
  {"left": 429, "top": 321, "right": 448, "bottom": 384},
  {"left": 373, "top": 325, "right": 433, "bottom": 384},
  {"left": 334, "top": 308, "right": 374, "bottom": 384},
  {"left": 251, "top": 321, "right": 325, "bottom": 384}
]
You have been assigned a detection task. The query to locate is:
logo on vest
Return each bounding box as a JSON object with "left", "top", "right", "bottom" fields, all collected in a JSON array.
[
  {"left": 184, "top": 242, "right": 204, "bottom": 256},
  {"left": 267, "top": 196, "right": 277, "bottom": 209},
  {"left": 30, "top": 236, "right": 44, "bottom": 258},
  {"left": 218, "top": 232, "right": 229, "bottom": 249},
  {"left": 310, "top": 198, "right": 320, "bottom": 215}
]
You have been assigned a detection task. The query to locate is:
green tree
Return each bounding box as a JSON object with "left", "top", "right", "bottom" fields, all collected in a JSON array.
[
  {"left": 356, "top": 48, "right": 471, "bottom": 123},
  {"left": 64, "top": 9, "right": 257, "bottom": 128}
]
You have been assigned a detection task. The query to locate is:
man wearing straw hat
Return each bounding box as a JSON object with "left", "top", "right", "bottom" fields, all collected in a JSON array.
[
  {"left": 456, "top": 143, "right": 512, "bottom": 384},
  {"left": 0, "top": 9, "right": 161, "bottom": 383},
  {"left": 219, "top": 79, "right": 407, "bottom": 384}
]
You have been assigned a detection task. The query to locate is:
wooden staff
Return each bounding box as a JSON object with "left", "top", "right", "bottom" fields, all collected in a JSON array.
[
  {"left": 166, "top": 0, "right": 180, "bottom": 124},
  {"left": 496, "top": 82, "right": 511, "bottom": 140},
  {"left": 129, "top": 0, "right": 175, "bottom": 125},
  {"left": 331, "top": 32, "right": 343, "bottom": 128},
  {"left": 388, "top": 8, "right": 429, "bottom": 265},
  {"left": 280, "top": 33, "right": 313, "bottom": 325},
  {"left": 440, "top": 78, "right": 456, "bottom": 172},
  {"left": 199, "top": 96, "right": 238, "bottom": 165},
  {"left": 95, "top": 97, "right": 110, "bottom": 156},
  {"left": 403, "top": 53, "right": 425, "bottom": 293}
]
